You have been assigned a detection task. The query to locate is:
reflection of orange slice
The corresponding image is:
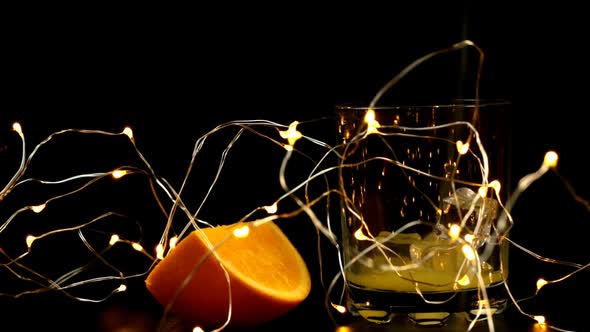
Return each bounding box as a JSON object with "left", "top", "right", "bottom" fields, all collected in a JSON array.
[{"left": 145, "top": 221, "right": 311, "bottom": 329}]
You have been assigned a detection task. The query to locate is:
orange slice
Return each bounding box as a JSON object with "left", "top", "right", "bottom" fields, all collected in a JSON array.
[{"left": 145, "top": 221, "right": 311, "bottom": 329}]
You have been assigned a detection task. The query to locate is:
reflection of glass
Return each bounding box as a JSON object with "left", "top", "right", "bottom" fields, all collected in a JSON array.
[{"left": 336, "top": 100, "right": 511, "bottom": 326}]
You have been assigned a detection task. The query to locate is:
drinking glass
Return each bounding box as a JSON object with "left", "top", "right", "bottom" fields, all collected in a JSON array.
[{"left": 336, "top": 100, "right": 511, "bottom": 326}]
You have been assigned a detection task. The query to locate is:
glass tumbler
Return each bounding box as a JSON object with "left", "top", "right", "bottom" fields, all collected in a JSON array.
[{"left": 336, "top": 100, "right": 511, "bottom": 326}]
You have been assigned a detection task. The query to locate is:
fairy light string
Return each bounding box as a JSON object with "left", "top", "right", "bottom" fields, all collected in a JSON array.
[{"left": 0, "top": 41, "right": 587, "bottom": 332}]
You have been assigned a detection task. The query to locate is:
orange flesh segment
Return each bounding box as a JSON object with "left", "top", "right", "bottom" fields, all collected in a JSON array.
[
  {"left": 145, "top": 221, "right": 311, "bottom": 329},
  {"left": 200, "top": 222, "right": 310, "bottom": 301}
]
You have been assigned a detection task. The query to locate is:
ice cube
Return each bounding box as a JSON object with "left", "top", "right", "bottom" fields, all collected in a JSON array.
[
  {"left": 373, "top": 231, "right": 422, "bottom": 262},
  {"left": 440, "top": 187, "right": 499, "bottom": 244},
  {"left": 409, "top": 233, "right": 463, "bottom": 273},
  {"left": 442, "top": 187, "right": 478, "bottom": 210}
]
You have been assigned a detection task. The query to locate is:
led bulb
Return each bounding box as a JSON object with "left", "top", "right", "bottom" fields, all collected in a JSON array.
[
  {"left": 12, "top": 122, "right": 23, "bottom": 136},
  {"left": 264, "top": 203, "right": 278, "bottom": 214},
  {"left": 26, "top": 235, "right": 36, "bottom": 248},
  {"left": 132, "top": 242, "right": 143, "bottom": 252},
  {"left": 462, "top": 244, "right": 476, "bottom": 261},
  {"left": 233, "top": 225, "right": 250, "bottom": 238},
  {"left": 364, "top": 109, "right": 381, "bottom": 135},
  {"left": 111, "top": 170, "right": 127, "bottom": 179},
  {"left": 169, "top": 236, "right": 178, "bottom": 249},
  {"left": 122, "top": 127, "right": 134, "bottom": 140},
  {"left": 279, "top": 121, "right": 302, "bottom": 146},
  {"left": 448, "top": 224, "right": 461, "bottom": 240},
  {"left": 156, "top": 244, "right": 165, "bottom": 260},
  {"left": 109, "top": 234, "right": 120, "bottom": 245},
  {"left": 30, "top": 204, "right": 46, "bottom": 213},
  {"left": 543, "top": 151, "right": 558, "bottom": 168},
  {"left": 456, "top": 140, "right": 469, "bottom": 155},
  {"left": 331, "top": 303, "right": 347, "bottom": 314},
  {"left": 354, "top": 227, "right": 370, "bottom": 241}
]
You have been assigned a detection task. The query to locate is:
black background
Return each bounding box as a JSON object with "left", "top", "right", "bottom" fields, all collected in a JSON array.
[{"left": 1, "top": 2, "right": 588, "bottom": 331}]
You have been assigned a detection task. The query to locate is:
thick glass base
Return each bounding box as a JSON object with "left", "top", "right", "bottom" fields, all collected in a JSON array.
[{"left": 346, "top": 282, "right": 508, "bottom": 326}]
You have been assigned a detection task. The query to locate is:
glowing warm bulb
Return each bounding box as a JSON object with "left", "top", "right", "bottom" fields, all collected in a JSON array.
[
  {"left": 12, "top": 122, "right": 23, "bottom": 137},
  {"left": 117, "top": 284, "right": 127, "bottom": 292},
  {"left": 335, "top": 327, "right": 353, "bottom": 332},
  {"left": 263, "top": 203, "right": 278, "bottom": 214},
  {"left": 122, "top": 127, "right": 133, "bottom": 140},
  {"left": 543, "top": 151, "right": 558, "bottom": 168},
  {"left": 456, "top": 140, "right": 469, "bottom": 155},
  {"left": 279, "top": 121, "right": 303, "bottom": 146},
  {"left": 534, "top": 315, "right": 546, "bottom": 324},
  {"left": 156, "top": 244, "right": 165, "bottom": 260},
  {"left": 109, "top": 234, "right": 120, "bottom": 245},
  {"left": 111, "top": 170, "right": 127, "bottom": 179},
  {"left": 448, "top": 224, "right": 461, "bottom": 240},
  {"left": 132, "top": 242, "right": 143, "bottom": 252},
  {"left": 477, "top": 186, "right": 488, "bottom": 198},
  {"left": 435, "top": 208, "right": 442, "bottom": 216},
  {"left": 536, "top": 278, "right": 548, "bottom": 290},
  {"left": 233, "top": 225, "right": 250, "bottom": 238},
  {"left": 26, "top": 235, "right": 36, "bottom": 248},
  {"left": 169, "top": 236, "right": 178, "bottom": 249},
  {"left": 364, "top": 109, "right": 381, "bottom": 135},
  {"left": 457, "top": 274, "right": 471, "bottom": 286},
  {"left": 354, "top": 227, "right": 370, "bottom": 241},
  {"left": 464, "top": 234, "right": 475, "bottom": 244},
  {"left": 30, "top": 204, "right": 46, "bottom": 213},
  {"left": 331, "top": 303, "right": 347, "bottom": 314},
  {"left": 193, "top": 327, "right": 205, "bottom": 332},
  {"left": 364, "top": 109, "right": 376, "bottom": 123},
  {"left": 462, "top": 244, "right": 476, "bottom": 261}
]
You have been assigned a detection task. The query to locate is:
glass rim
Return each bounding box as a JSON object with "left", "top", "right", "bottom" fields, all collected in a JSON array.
[{"left": 336, "top": 98, "right": 511, "bottom": 111}]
